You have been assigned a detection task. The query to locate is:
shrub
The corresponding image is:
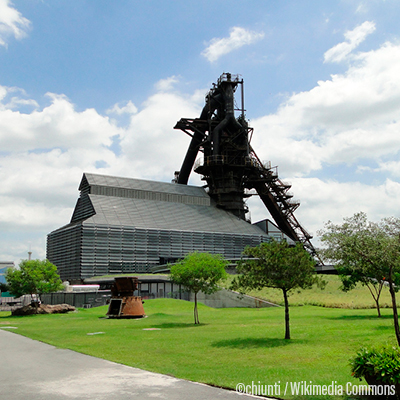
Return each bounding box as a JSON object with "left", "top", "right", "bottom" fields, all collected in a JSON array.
[{"left": 350, "top": 346, "right": 400, "bottom": 398}]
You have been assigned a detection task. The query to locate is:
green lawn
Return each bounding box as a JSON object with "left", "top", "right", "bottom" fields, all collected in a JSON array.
[
  {"left": 1, "top": 296, "right": 398, "bottom": 400},
  {"left": 222, "top": 274, "right": 399, "bottom": 311}
]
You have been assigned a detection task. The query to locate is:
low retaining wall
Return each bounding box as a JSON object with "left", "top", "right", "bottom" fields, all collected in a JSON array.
[{"left": 191, "top": 288, "right": 279, "bottom": 308}]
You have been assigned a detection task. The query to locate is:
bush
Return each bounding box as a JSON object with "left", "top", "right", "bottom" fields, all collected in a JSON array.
[
  {"left": 0, "top": 282, "right": 10, "bottom": 293},
  {"left": 350, "top": 346, "right": 400, "bottom": 398}
]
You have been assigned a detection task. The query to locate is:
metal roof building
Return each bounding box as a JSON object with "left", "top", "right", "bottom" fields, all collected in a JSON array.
[{"left": 47, "top": 173, "right": 271, "bottom": 282}]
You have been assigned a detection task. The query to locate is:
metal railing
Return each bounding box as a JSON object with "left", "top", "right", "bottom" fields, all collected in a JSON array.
[{"left": 195, "top": 155, "right": 271, "bottom": 170}]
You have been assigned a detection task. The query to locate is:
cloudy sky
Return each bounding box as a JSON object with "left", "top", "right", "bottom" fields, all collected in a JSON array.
[{"left": 1, "top": 0, "right": 400, "bottom": 265}]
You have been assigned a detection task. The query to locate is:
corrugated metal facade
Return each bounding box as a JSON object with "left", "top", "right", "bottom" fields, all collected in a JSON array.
[{"left": 47, "top": 173, "right": 270, "bottom": 281}]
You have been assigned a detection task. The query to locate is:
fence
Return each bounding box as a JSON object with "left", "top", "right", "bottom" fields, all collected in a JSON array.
[
  {"left": 40, "top": 291, "right": 111, "bottom": 308},
  {"left": 40, "top": 289, "right": 190, "bottom": 308},
  {"left": 141, "top": 291, "right": 190, "bottom": 301},
  {"left": 1, "top": 288, "right": 191, "bottom": 311}
]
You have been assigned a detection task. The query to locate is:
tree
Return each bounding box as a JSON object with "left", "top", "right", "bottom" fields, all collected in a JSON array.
[
  {"left": 369, "top": 217, "right": 400, "bottom": 347},
  {"left": 319, "top": 212, "right": 400, "bottom": 346},
  {"left": 169, "top": 252, "right": 228, "bottom": 324},
  {"left": 230, "top": 240, "right": 323, "bottom": 340},
  {"left": 319, "top": 213, "right": 388, "bottom": 317},
  {"left": 0, "top": 282, "right": 10, "bottom": 293},
  {"left": 6, "top": 259, "right": 63, "bottom": 306}
]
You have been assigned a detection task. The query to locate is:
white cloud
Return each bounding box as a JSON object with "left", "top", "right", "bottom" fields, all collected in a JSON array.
[
  {"left": 5, "top": 97, "right": 39, "bottom": 109},
  {"left": 0, "top": 79, "right": 204, "bottom": 264},
  {"left": 107, "top": 100, "right": 138, "bottom": 115},
  {"left": 0, "top": 83, "right": 125, "bottom": 263},
  {"left": 0, "top": 195, "right": 72, "bottom": 231},
  {"left": 361, "top": 160, "right": 400, "bottom": 177},
  {"left": 246, "top": 36, "right": 400, "bottom": 245},
  {"left": 291, "top": 178, "right": 400, "bottom": 246},
  {"left": 248, "top": 177, "right": 400, "bottom": 247},
  {"left": 252, "top": 41, "right": 400, "bottom": 177},
  {"left": 154, "top": 76, "right": 180, "bottom": 92},
  {"left": 0, "top": 0, "right": 30, "bottom": 47},
  {"left": 0, "top": 85, "right": 38, "bottom": 110},
  {"left": 117, "top": 80, "right": 203, "bottom": 182},
  {"left": 202, "top": 26, "right": 264, "bottom": 63},
  {"left": 356, "top": 2, "right": 368, "bottom": 14},
  {"left": 324, "top": 21, "right": 376, "bottom": 63},
  {"left": 0, "top": 92, "right": 122, "bottom": 151}
]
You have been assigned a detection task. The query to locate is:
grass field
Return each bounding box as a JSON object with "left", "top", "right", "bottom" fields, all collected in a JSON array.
[
  {"left": 222, "top": 274, "right": 398, "bottom": 310},
  {"left": 1, "top": 290, "right": 398, "bottom": 399}
]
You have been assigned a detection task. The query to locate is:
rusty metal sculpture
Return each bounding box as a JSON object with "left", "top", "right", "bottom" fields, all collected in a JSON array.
[{"left": 107, "top": 277, "right": 145, "bottom": 318}]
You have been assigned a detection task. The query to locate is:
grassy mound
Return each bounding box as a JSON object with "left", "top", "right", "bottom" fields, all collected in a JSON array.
[{"left": 222, "top": 274, "right": 398, "bottom": 310}]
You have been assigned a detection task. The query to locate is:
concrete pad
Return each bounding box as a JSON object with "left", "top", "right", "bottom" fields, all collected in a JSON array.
[{"left": 0, "top": 329, "right": 265, "bottom": 399}]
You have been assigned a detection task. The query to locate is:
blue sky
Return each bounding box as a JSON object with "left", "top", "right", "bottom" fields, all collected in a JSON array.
[{"left": 1, "top": 0, "right": 400, "bottom": 265}]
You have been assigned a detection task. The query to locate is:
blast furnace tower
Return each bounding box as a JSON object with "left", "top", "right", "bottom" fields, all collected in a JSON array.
[{"left": 174, "top": 73, "right": 318, "bottom": 258}]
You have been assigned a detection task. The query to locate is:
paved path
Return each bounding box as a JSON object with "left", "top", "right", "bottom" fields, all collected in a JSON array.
[{"left": 0, "top": 329, "right": 264, "bottom": 400}]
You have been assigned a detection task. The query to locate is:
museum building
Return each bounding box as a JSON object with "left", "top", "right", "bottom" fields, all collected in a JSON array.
[{"left": 47, "top": 173, "right": 273, "bottom": 282}]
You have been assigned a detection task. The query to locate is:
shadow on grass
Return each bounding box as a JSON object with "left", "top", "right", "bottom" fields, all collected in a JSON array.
[
  {"left": 149, "top": 322, "right": 207, "bottom": 329},
  {"left": 211, "top": 337, "right": 306, "bottom": 349},
  {"left": 324, "top": 314, "right": 393, "bottom": 321},
  {"left": 374, "top": 324, "right": 395, "bottom": 331},
  {"left": 148, "top": 313, "right": 169, "bottom": 317},
  {"left": 1, "top": 314, "right": 35, "bottom": 319}
]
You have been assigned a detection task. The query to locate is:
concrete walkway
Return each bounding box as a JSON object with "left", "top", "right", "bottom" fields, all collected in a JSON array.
[{"left": 0, "top": 329, "right": 264, "bottom": 399}]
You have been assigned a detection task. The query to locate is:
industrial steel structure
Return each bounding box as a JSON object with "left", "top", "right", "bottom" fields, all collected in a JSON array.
[
  {"left": 47, "top": 73, "right": 318, "bottom": 282},
  {"left": 174, "top": 73, "right": 317, "bottom": 257}
]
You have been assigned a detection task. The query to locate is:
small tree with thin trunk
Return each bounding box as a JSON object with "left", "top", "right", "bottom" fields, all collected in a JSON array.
[
  {"left": 319, "top": 213, "right": 400, "bottom": 346},
  {"left": 319, "top": 213, "right": 388, "bottom": 317},
  {"left": 169, "top": 252, "right": 228, "bottom": 324},
  {"left": 231, "top": 240, "right": 323, "bottom": 340},
  {"left": 369, "top": 216, "right": 400, "bottom": 346},
  {"left": 6, "top": 259, "right": 63, "bottom": 311}
]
